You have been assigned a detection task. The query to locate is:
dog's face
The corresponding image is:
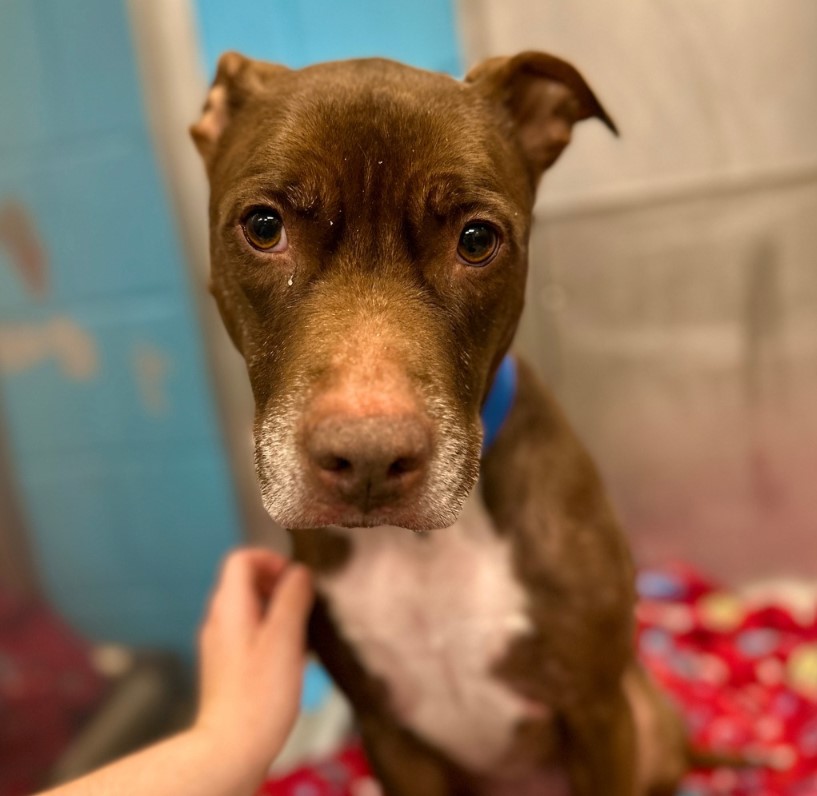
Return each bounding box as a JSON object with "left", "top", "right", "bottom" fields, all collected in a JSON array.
[{"left": 192, "top": 52, "right": 613, "bottom": 531}]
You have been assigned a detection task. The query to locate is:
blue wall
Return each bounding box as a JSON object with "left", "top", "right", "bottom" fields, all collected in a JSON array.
[
  {"left": 0, "top": 0, "right": 239, "bottom": 654},
  {"left": 195, "top": 0, "right": 462, "bottom": 76}
]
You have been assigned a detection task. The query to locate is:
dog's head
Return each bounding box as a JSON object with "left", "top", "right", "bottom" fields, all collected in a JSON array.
[{"left": 191, "top": 52, "right": 614, "bottom": 531}]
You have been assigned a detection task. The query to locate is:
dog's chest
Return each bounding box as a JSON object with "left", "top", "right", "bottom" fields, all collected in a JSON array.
[{"left": 317, "top": 492, "right": 539, "bottom": 773}]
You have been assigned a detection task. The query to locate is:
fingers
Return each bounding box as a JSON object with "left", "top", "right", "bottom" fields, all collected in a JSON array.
[
  {"left": 261, "top": 563, "right": 314, "bottom": 650},
  {"left": 200, "top": 547, "right": 313, "bottom": 668},
  {"left": 219, "top": 548, "right": 290, "bottom": 589},
  {"left": 205, "top": 548, "right": 292, "bottom": 639}
]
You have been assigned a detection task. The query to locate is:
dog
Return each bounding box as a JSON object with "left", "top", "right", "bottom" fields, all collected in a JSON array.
[{"left": 191, "top": 50, "right": 688, "bottom": 796}]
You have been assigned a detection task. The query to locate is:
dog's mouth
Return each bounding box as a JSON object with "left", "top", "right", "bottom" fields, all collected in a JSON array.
[
  {"left": 258, "top": 468, "right": 476, "bottom": 532},
  {"left": 253, "top": 404, "right": 481, "bottom": 532},
  {"left": 295, "top": 507, "right": 458, "bottom": 533}
]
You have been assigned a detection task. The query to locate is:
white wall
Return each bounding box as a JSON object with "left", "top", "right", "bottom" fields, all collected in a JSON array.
[
  {"left": 460, "top": 0, "right": 817, "bottom": 206},
  {"left": 459, "top": 0, "right": 817, "bottom": 581}
]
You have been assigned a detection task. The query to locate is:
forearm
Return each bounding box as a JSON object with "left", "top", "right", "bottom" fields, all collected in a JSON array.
[
  {"left": 40, "top": 728, "right": 268, "bottom": 796},
  {"left": 38, "top": 551, "right": 312, "bottom": 796}
]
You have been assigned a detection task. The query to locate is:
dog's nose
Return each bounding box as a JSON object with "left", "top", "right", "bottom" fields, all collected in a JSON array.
[{"left": 305, "top": 415, "right": 431, "bottom": 512}]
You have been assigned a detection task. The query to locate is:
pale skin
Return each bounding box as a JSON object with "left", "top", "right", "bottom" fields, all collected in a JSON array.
[{"left": 40, "top": 549, "right": 314, "bottom": 796}]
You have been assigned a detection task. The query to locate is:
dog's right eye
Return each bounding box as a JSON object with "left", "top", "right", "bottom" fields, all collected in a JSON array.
[{"left": 242, "top": 208, "right": 288, "bottom": 252}]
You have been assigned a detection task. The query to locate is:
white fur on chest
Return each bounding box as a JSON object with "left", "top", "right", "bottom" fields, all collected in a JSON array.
[{"left": 317, "top": 490, "right": 537, "bottom": 773}]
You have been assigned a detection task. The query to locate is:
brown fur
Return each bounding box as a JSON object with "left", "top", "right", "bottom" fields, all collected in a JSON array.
[{"left": 192, "top": 51, "right": 686, "bottom": 795}]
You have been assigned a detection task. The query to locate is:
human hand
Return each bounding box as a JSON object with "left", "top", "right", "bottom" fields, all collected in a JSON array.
[{"left": 194, "top": 548, "right": 314, "bottom": 786}]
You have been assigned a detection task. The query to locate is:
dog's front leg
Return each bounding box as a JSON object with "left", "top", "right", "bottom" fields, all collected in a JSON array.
[
  {"left": 358, "top": 712, "right": 467, "bottom": 796},
  {"left": 562, "top": 690, "right": 638, "bottom": 796}
]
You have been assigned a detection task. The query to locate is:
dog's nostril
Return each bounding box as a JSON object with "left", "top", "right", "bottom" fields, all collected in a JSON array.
[
  {"left": 321, "top": 456, "right": 352, "bottom": 473},
  {"left": 387, "top": 456, "right": 420, "bottom": 479},
  {"left": 317, "top": 454, "right": 353, "bottom": 474}
]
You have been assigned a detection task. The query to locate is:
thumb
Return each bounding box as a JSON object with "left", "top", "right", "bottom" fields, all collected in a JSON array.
[{"left": 262, "top": 563, "right": 314, "bottom": 650}]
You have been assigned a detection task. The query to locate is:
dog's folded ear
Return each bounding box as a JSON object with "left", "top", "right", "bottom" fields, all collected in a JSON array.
[
  {"left": 466, "top": 51, "right": 617, "bottom": 183},
  {"left": 190, "top": 51, "right": 289, "bottom": 164}
]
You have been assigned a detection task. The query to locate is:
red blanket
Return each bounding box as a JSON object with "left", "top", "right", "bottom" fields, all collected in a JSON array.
[{"left": 638, "top": 563, "right": 817, "bottom": 794}]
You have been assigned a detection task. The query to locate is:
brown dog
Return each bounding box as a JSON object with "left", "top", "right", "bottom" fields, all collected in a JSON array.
[{"left": 191, "top": 51, "right": 687, "bottom": 795}]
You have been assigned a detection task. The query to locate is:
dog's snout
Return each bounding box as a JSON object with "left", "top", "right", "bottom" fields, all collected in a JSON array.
[{"left": 306, "top": 415, "right": 431, "bottom": 512}]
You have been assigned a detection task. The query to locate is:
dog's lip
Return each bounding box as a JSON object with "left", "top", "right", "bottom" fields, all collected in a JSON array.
[
  {"left": 283, "top": 505, "right": 456, "bottom": 532},
  {"left": 289, "top": 515, "right": 449, "bottom": 532}
]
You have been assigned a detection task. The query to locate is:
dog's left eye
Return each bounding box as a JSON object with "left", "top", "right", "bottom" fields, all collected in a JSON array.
[
  {"left": 457, "top": 222, "right": 499, "bottom": 266},
  {"left": 242, "top": 208, "right": 288, "bottom": 252}
]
